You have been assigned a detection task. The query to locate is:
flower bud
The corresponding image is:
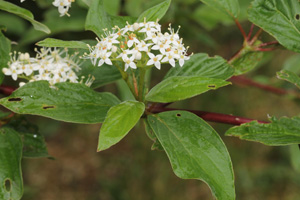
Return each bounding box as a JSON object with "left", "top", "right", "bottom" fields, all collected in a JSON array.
[
  {"left": 135, "top": 52, "right": 142, "bottom": 60},
  {"left": 133, "top": 23, "right": 139, "bottom": 31},
  {"left": 112, "top": 45, "right": 118, "bottom": 53}
]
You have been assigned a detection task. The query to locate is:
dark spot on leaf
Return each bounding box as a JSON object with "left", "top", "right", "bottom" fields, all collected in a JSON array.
[
  {"left": 281, "top": 72, "right": 289, "bottom": 77},
  {"left": 8, "top": 97, "right": 22, "bottom": 102},
  {"left": 42, "top": 105, "right": 56, "bottom": 110},
  {"left": 176, "top": 113, "right": 181, "bottom": 117},
  {"left": 4, "top": 179, "right": 11, "bottom": 192},
  {"left": 296, "top": 14, "right": 300, "bottom": 20},
  {"left": 207, "top": 85, "right": 216, "bottom": 88}
]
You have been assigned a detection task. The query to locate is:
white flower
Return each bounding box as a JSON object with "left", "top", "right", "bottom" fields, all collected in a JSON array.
[
  {"left": 53, "top": 0, "right": 73, "bottom": 17},
  {"left": 147, "top": 53, "right": 163, "bottom": 69},
  {"left": 127, "top": 34, "right": 140, "bottom": 48},
  {"left": 161, "top": 52, "right": 176, "bottom": 67},
  {"left": 178, "top": 54, "right": 190, "bottom": 67},
  {"left": 124, "top": 56, "right": 136, "bottom": 71},
  {"left": 139, "top": 23, "right": 158, "bottom": 37},
  {"left": 117, "top": 49, "right": 133, "bottom": 60},
  {"left": 152, "top": 41, "right": 170, "bottom": 54},
  {"left": 87, "top": 20, "right": 190, "bottom": 71},
  {"left": 98, "top": 51, "right": 113, "bottom": 66},
  {"left": 4, "top": 48, "right": 88, "bottom": 87}
]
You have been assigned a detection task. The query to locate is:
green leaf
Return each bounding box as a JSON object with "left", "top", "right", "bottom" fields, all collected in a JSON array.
[
  {"left": 22, "top": 133, "right": 49, "bottom": 158},
  {"left": 226, "top": 116, "right": 300, "bottom": 145},
  {"left": 248, "top": 0, "right": 300, "bottom": 53},
  {"left": 192, "top": 4, "right": 234, "bottom": 30},
  {"left": 147, "top": 111, "right": 235, "bottom": 200},
  {"left": 164, "top": 53, "right": 234, "bottom": 80},
  {"left": 230, "top": 42, "right": 264, "bottom": 75},
  {"left": 143, "top": 119, "right": 163, "bottom": 151},
  {"left": 5, "top": 116, "right": 49, "bottom": 158},
  {"left": 85, "top": 0, "right": 136, "bottom": 37},
  {"left": 289, "top": 144, "right": 300, "bottom": 172},
  {"left": 0, "top": 0, "right": 50, "bottom": 34},
  {"left": 199, "top": 0, "right": 239, "bottom": 18},
  {"left": 36, "top": 38, "right": 89, "bottom": 49},
  {"left": 146, "top": 76, "right": 230, "bottom": 103},
  {"left": 0, "top": 127, "right": 23, "bottom": 200},
  {"left": 78, "top": 64, "right": 122, "bottom": 89},
  {"left": 116, "top": 79, "right": 135, "bottom": 101},
  {"left": 277, "top": 70, "right": 300, "bottom": 89},
  {"left": 283, "top": 54, "right": 300, "bottom": 74},
  {"left": 20, "top": 8, "right": 86, "bottom": 45},
  {"left": 136, "top": 0, "right": 171, "bottom": 22},
  {"left": 98, "top": 101, "right": 145, "bottom": 151},
  {"left": 0, "top": 13, "right": 27, "bottom": 36},
  {"left": 0, "top": 30, "right": 10, "bottom": 85},
  {"left": 104, "top": 0, "right": 121, "bottom": 15},
  {"left": 0, "top": 81, "right": 120, "bottom": 124}
]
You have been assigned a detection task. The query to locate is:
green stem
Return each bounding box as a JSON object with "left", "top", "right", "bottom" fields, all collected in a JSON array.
[
  {"left": 115, "top": 63, "right": 138, "bottom": 100},
  {"left": 138, "top": 67, "right": 146, "bottom": 102}
]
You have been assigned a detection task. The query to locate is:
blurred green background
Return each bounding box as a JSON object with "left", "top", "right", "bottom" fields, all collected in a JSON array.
[{"left": 2, "top": 0, "right": 300, "bottom": 199}]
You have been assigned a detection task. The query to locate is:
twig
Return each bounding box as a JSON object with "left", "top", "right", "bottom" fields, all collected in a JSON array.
[
  {"left": 150, "top": 107, "right": 268, "bottom": 125},
  {"left": 230, "top": 76, "right": 300, "bottom": 98},
  {"left": 247, "top": 24, "right": 255, "bottom": 41},
  {"left": 0, "top": 85, "right": 15, "bottom": 96},
  {"left": 258, "top": 41, "right": 279, "bottom": 47},
  {"left": 234, "top": 19, "right": 247, "bottom": 40},
  {"left": 249, "top": 28, "right": 262, "bottom": 45}
]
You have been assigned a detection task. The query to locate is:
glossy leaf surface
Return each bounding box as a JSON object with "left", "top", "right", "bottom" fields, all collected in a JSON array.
[
  {"left": 248, "top": 0, "right": 300, "bottom": 53},
  {"left": 0, "top": 127, "right": 23, "bottom": 200},
  {"left": 0, "top": 0, "right": 50, "bottom": 33},
  {"left": 85, "top": 0, "right": 136, "bottom": 37},
  {"left": 0, "top": 30, "right": 10, "bottom": 85},
  {"left": 98, "top": 101, "right": 145, "bottom": 151},
  {"left": 0, "top": 81, "right": 120, "bottom": 124},
  {"left": 164, "top": 53, "right": 234, "bottom": 80},
  {"left": 37, "top": 38, "right": 89, "bottom": 49},
  {"left": 136, "top": 0, "right": 171, "bottom": 22},
  {"left": 199, "top": 0, "right": 239, "bottom": 18},
  {"left": 147, "top": 111, "right": 235, "bottom": 200},
  {"left": 146, "top": 76, "right": 230, "bottom": 103},
  {"left": 226, "top": 116, "right": 300, "bottom": 145}
]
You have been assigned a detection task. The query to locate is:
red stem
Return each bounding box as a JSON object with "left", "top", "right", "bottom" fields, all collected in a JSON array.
[
  {"left": 247, "top": 24, "right": 255, "bottom": 41},
  {"left": 230, "top": 76, "right": 300, "bottom": 98},
  {"left": 150, "top": 107, "right": 268, "bottom": 125},
  {"left": 255, "top": 47, "right": 277, "bottom": 52},
  {"left": 0, "top": 85, "right": 15, "bottom": 96},
  {"left": 234, "top": 19, "right": 247, "bottom": 40},
  {"left": 259, "top": 41, "right": 279, "bottom": 47},
  {"left": 249, "top": 28, "right": 262, "bottom": 45}
]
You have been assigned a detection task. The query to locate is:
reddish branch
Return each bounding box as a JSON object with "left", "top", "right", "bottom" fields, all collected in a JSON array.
[
  {"left": 0, "top": 85, "right": 15, "bottom": 96},
  {"left": 230, "top": 76, "right": 300, "bottom": 98},
  {"left": 234, "top": 19, "right": 247, "bottom": 40},
  {"left": 150, "top": 107, "right": 268, "bottom": 125}
]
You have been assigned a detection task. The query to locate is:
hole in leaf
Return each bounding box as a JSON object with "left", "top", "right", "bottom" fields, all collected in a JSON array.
[
  {"left": 176, "top": 113, "right": 181, "bottom": 117},
  {"left": 4, "top": 179, "right": 11, "bottom": 192},
  {"left": 207, "top": 85, "right": 216, "bottom": 89},
  {"left": 296, "top": 14, "right": 300, "bottom": 20},
  {"left": 8, "top": 98, "right": 22, "bottom": 102},
  {"left": 43, "top": 105, "right": 56, "bottom": 110}
]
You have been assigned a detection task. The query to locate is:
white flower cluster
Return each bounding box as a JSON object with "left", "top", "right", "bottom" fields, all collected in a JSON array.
[
  {"left": 2, "top": 48, "right": 90, "bottom": 87},
  {"left": 87, "top": 20, "right": 190, "bottom": 71},
  {"left": 21, "top": 0, "right": 74, "bottom": 17}
]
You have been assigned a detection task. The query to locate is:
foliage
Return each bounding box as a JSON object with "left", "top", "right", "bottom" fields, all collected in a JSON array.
[{"left": 1, "top": 0, "right": 300, "bottom": 199}]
